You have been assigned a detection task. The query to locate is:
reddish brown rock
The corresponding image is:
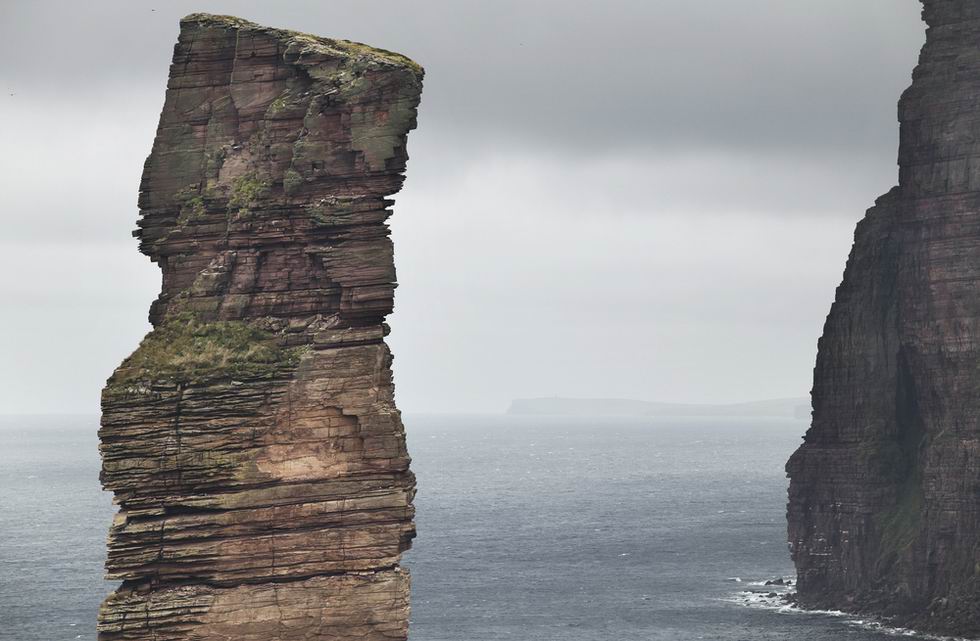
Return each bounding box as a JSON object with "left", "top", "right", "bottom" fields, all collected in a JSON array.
[
  {"left": 787, "top": 0, "right": 980, "bottom": 636},
  {"left": 97, "top": 14, "right": 422, "bottom": 640}
]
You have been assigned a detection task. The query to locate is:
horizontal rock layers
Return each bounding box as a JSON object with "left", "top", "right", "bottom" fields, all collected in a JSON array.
[
  {"left": 787, "top": 1, "right": 980, "bottom": 636},
  {"left": 97, "top": 14, "right": 422, "bottom": 640}
]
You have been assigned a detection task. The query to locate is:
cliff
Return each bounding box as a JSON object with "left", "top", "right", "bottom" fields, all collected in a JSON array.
[
  {"left": 787, "top": 1, "right": 980, "bottom": 635},
  {"left": 97, "top": 15, "right": 422, "bottom": 640}
]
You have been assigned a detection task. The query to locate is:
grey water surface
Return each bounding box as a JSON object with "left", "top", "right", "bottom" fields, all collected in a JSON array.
[{"left": 0, "top": 414, "right": 933, "bottom": 640}]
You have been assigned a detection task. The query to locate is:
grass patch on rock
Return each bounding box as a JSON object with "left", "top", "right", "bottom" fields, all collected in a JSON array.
[
  {"left": 108, "top": 313, "right": 304, "bottom": 389},
  {"left": 228, "top": 172, "right": 270, "bottom": 212}
]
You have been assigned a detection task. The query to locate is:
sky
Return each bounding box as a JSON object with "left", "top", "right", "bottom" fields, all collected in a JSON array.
[{"left": 0, "top": 0, "right": 925, "bottom": 414}]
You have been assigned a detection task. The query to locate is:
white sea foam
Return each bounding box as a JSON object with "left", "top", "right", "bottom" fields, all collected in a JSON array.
[{"left": 727, "top": 580, "right": 974, "bottom": 641}]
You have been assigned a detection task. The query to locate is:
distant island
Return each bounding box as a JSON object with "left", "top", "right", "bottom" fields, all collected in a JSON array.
[{"left": 507, "top": 397, "right": 810, "bottom": 419}]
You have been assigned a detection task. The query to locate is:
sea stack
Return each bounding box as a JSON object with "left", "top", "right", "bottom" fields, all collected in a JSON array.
[
  {"left": 787, "top": 0, "right": 980, "bottom": 635},
  {"left": 97, "top": 15, "right": 422, "bottom": 640}
]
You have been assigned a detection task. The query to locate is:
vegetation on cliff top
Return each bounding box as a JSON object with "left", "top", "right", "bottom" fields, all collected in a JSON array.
[{"left": 180, "top": 13, "right": 423, "bottom": 76}]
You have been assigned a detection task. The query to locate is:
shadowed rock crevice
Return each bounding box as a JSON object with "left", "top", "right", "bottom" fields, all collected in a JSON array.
[
  {"left": 98, "top": 13, "right": 422, "bottom": 640},
  {"left": 787, "top": 1, "right": 980, "bottom": 635}
]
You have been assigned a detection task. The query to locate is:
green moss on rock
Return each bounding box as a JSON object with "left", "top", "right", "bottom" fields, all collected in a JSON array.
[
  {"left": 283, "top": 168, "right": 303, "bottom": 195},
  {"left": 180, "top": 12, "right": 424, "bottom": 77},
  {"left": 877, "top": 481, "right": 924, "bottom": 558},
  {"left": 228, "top": 172, "right": 270, "bottom": 212},
  {"left": 873, "top": 434, "right": 926, "bottom": 572},
  {"left": 107, "top": 313, "right": 305, "bottom": 389},
  {"left": 176, "top": 195, "right": 206, "bottom": 226},
  {"left": 272, "top": 95, "right": 288, "bottom": 110}
]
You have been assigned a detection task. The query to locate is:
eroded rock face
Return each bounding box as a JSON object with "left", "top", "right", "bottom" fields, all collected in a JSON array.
[
  {"left": 787, "top": 1, "right": 980, "bottom": 635},
  {"left": 97, "top": 14, "right": 422, "bottom": 640}
]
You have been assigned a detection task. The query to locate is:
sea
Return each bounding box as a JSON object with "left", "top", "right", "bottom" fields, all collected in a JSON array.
[{"left": 0, "top": 414, "right": 962, "bottom": 641}]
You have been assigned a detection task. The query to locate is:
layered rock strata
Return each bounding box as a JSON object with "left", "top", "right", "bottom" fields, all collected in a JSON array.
[
  {"left": 787, "top": 1, "right": 980, "bottom": 635},
  {"left": 97, "top": 14, "right": 422, "bottom": 640}
]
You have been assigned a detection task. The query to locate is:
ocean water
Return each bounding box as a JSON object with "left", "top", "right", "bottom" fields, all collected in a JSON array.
[{"left": 0, "top": 414, "right": 948, "bottom": 640}]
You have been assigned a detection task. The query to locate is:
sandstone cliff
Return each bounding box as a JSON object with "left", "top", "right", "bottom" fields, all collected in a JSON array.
[
  {"left": 97, "top": 15, "right": 422, "bottom": 640},
  {"left": 787, "top": 1, "right": 980, "bottom": 635}
]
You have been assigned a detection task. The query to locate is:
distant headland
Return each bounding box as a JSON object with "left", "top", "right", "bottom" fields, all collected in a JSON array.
[{"left": 507, "top": 397, "right": 810, "bottom": 419}]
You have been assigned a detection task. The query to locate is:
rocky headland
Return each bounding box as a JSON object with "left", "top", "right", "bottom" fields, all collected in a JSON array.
[
  {"left": 97, "top": 14, "right": 422, "bottom": 640},
  {"left": 787, "top": 0, "right": 980, "bottom": 636}
]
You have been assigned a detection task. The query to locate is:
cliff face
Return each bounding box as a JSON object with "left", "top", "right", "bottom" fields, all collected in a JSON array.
[
  {"left": 787, "top": 1, "right": 980, "bottom": 635},
  {"left": 97, "top": 15, "right": 422, "bottom": 640}
]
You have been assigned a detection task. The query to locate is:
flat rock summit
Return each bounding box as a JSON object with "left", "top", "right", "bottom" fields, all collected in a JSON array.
[
  {"left": 97, "top": 14, "right": 422, "bottom": 640},
  {"left": 788, "top": 0, "right": 980, "bottom": 635}
]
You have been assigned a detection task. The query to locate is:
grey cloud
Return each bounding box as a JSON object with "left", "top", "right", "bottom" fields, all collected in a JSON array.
[
  {"left": 2, "top": 0, "right": 924, "bottom": 153},
  {"left": 0, "top": 1, "right": 927, "bottom": 414}
]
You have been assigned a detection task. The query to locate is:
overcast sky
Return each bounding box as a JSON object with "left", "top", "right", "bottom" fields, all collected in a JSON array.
[{"left": 0, "top": 0, "right": 925, "bottom": 414}]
